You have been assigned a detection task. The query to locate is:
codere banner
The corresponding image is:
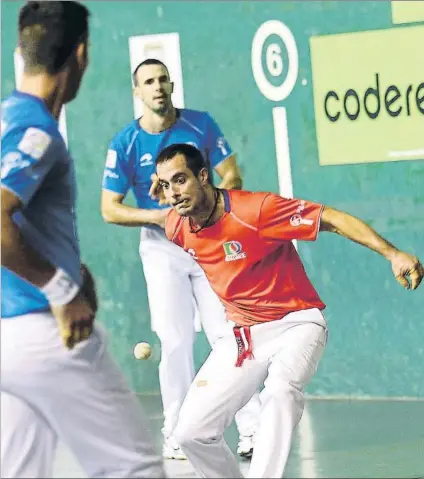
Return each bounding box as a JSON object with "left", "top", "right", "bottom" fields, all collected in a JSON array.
[{"left": 310, "top": 25, "right": 424, "bottom": 166}]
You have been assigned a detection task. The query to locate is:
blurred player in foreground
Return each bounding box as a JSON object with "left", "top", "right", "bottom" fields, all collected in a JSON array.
[
  {"left": 101, "top": 59, "right": 260, "bottom": 459},
  {"left": 1, "top": 2, "right": 165, "bottom": 477},
  {"left": 155, "top": 143, "right": 424, "bottom": 478}
]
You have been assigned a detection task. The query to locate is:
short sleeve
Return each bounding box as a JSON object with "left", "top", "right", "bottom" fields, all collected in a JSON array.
[
  {"left": 102, "top": 137, "right": 133, "bottom": 195},
  {"left": 259, "top": 193, "right": 324, "bottom": 242},
  {"left": 1, "top": 126, "right": 61, "bottom": 206},
  {"left": 165, "top": 209, "right": 184, "bottom": 246},
  {"left": 204, "top": 113, "right": 233, "bottom": 168}
]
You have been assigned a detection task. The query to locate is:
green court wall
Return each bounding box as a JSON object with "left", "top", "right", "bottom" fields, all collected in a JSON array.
[{"left": 2, "top": 1, "right": 423, "bottom": 397}]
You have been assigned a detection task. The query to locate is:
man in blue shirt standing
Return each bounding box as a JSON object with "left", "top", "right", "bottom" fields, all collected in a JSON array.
[
  {"left": 101, "top": 59, "right": 260, "bottom": 460},
  {"left": 1, "top": 3, "right": 164, "bottom": 477}
]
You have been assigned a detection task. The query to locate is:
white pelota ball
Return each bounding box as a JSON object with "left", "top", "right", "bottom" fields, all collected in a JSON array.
[{"left": 133, "top": 342, "right": 152, "bottom": 360}]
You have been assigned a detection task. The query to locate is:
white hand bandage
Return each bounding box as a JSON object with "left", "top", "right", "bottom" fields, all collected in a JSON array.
[{"left": 41, "top": 268, "right": 79, "bottom": 306}]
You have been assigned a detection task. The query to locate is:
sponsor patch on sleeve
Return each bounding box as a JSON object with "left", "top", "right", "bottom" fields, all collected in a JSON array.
[
  {"left": 106, "top": 149, "right": 117, "bottom": 169},
  {"left": 18, "top": 127, "right": 52, "bottom": 160}
]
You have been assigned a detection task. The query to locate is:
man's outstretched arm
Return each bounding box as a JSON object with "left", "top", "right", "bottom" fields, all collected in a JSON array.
[{"left": 320, "top": 206, "right": 423, "bottom": 290}]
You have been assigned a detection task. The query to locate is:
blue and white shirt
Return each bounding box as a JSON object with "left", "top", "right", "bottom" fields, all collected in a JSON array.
[
  {"left": 1, "top": 91, "right": 81, "bottom": 318},
  {"left": 102, "top": 109, "right": 233, "bottom": 209}
]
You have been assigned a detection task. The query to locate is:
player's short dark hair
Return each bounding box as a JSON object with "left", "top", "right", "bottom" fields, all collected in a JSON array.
[
  {"left": 18, "top": 1, "right": 90, "bottom": 74},
  {"left": 132, "top": 58, "right": 169, "bottom": 86},
  {"left": 156, "top": 143, "right": 212, "bottom": 184}
]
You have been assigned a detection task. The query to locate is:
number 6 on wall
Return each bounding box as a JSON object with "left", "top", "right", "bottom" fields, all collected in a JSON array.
[
  {"left": 252, "top": 20, "right": 299, "bottom": 246},
  {"left": 251, "top": 20, "right": 299, "bottom": 201}
]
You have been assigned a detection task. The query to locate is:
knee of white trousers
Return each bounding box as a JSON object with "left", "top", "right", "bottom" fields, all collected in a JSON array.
[
  {"left": 174, "top": 415, "right": 222, "bottom": 451},
  {"left": 261, "top": 379, "right": 305, "bottom": 411},
  {"left": 174, "top": 421, "right": 201, "bottom": 450}
]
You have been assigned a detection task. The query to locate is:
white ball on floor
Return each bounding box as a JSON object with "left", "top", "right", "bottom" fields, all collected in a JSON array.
[{"left": 134, "top": 342, "right": 152, "bottom": 360}]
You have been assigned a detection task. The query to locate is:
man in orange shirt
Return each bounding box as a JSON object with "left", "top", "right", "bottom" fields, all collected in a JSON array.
[{"left": 154, "top": 143, "right": 423, "bottom": 478}]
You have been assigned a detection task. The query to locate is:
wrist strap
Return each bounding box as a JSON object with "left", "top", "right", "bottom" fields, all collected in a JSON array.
[{"left": 41, "top": 268, "right": 80, "bottom": 306}]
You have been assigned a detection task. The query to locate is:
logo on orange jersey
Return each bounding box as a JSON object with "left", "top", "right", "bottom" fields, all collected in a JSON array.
[
  {"left": 290, "top": 214, "right": 314, "bottom": 227},
  {"left": 290, "top": 200, "right": 314, "bottom": 227},
  {"left": 223, "top": 241, "right": 246, "bottom": 262}
]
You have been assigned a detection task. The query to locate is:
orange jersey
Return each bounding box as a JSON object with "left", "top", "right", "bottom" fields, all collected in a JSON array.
[{"left": 165, "top": 190, "right": 326, "bottom": 327}]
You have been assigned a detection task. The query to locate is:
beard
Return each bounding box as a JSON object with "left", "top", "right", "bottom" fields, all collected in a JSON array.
[
  {"left": 188, "top": 189, "right": 221, "bottom": 230},
  {"left": 190, "top": 189, "right": 210, "bottom": 216},
  {"left": 151, "top": 97, "right": 171, "bottom": 115}
]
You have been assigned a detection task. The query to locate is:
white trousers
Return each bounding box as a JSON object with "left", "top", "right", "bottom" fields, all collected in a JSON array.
[
  {"left": 139, "top": 228, "right": 260, "bottom": 439},
  {"left": 174, "top": 308, "right": 328, "bottom": 478},
  {"left": 0, "top": 312, "right": 165, "bottom": 478}
]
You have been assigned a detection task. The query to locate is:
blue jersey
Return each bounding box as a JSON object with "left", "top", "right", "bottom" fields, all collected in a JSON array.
[
  {"left": 1, "top": 91, "right": 81, "bottom": 318},
  {"left": 102, "top": 109, "right": 233, "bottom": 209}
]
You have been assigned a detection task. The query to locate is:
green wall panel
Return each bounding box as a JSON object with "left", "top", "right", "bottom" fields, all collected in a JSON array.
[{"left": 2, "top": 1, "right": 423, "bottom": 397}]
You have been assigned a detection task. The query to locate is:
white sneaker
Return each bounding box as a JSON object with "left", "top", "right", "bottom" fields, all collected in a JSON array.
[
  {"left": 162, "top": 436, "right": 187, "bottom": 460},
  {"left": 237, "top": 435, "right": 254, "bottom": 459}
]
